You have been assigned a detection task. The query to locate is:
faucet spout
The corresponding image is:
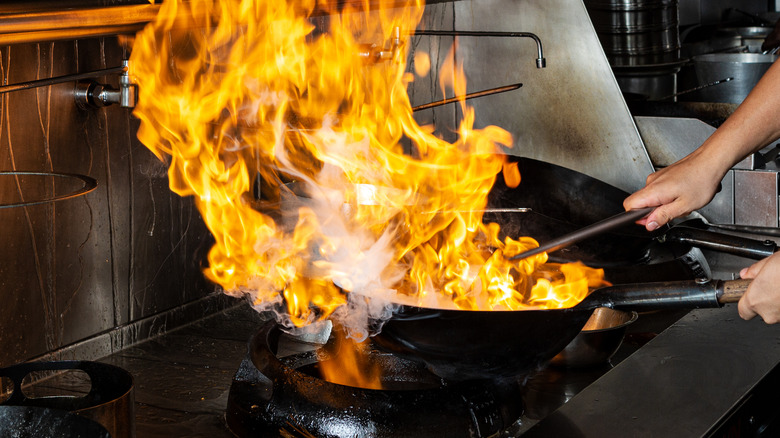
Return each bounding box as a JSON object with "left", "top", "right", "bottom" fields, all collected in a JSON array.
[{"left": 411, "top": 30, "right": 547, "bottom": 69}]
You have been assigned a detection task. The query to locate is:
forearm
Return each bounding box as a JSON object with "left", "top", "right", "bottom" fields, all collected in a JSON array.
[{"left": 691, "top": 59, "right": 780, "bottom": 178}]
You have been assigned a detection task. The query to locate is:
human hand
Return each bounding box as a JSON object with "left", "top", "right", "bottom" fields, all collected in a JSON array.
[
  {"left": 738, "top": 252, "right": 780, "bottom": 324},
  {"left": 623, "top": 153, "right": 723, "bottom": 232}
]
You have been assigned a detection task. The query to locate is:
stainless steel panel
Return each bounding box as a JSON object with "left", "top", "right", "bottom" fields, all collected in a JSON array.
[
  {"left": 454, "top": 0, "right": 655, "bottom": 193},
  {"left": 410, "top": 3, "right": 458, "bottom": 145},
  {"left": 734, "top": 169, "right": 779, "bottom": 227},
  {"left": 634, "top": 116, "right": 714, "bottom": 167},
  {"left": 523, "top": 305, "right": 780, "bottom": 437},
  {"left": 634, "top": 116, "right": 734, "bottom": 224},
  {"left": 707, "top": 170, "right": 736, "bottom": 224},
  {"left": 0, "top": 37, "right": 219, "bottom": 367}
]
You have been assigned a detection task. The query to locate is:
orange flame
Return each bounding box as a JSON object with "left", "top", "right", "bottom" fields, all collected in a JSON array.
[
  {"left": 318, "top": 327, "right": 382, "bottom": 390},
  {"left": 129, "top": 0, "right": 605, "bottom": 335}
]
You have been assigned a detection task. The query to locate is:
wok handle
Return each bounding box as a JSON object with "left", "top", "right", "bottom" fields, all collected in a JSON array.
[
  {"left": 662, "top": 226, "right": 777, "bottom": 260},
  {"left": 579, "top": 278, "right": 750, "bottom": 311},
  {"left": 716, "top": 279, "right": 751, "bottom": 304}
]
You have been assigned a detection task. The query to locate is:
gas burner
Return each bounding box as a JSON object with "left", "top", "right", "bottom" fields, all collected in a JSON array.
[{"left": 226, "top": 320, "right": 525, "bottom": 437}]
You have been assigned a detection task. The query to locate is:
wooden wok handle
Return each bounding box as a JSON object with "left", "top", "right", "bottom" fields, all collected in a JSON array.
[{"left": 717, "top": 279, "right": 752, "bottom": 304}]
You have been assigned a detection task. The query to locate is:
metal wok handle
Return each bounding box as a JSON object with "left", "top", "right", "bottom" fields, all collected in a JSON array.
[
  {"left": 661, "top": 226, "right": 778, "bottom": 260},
  {"left": 717, "top": 278, "right": 751, "bottom": 303},
  {"left": 579, "top": 279, "right": 750, "bottom": 311}
]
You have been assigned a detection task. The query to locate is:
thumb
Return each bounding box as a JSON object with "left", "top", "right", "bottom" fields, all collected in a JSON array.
[
  {"left": 643, "top": 203, "right": 686, "bottom": 232},
  {"left": 740, "top": 258, "right": 769, "bottom": 279}
]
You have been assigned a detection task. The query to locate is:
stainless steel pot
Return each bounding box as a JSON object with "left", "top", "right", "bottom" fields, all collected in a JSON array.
[
  {"left": 0, "top": 361, "right": 135, "bottom": 438},
  {"left": 717, "top": 27, "right": 771, "bottom": 53},
  {"left": 679, "top": 53, "right": 778, "bottom": 104}
]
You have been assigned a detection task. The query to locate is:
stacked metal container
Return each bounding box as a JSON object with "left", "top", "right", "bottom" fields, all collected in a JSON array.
[{"left": 585, "top": 0, "right": 681, "bottom": 99}]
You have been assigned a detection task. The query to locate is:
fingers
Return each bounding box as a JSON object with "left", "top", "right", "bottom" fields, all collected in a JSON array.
[
  {"left": 738, "top": 295, "right": 759, "bottom": 321},
  {"left": 644, "top": 202, "right": 693, "bottom": 231},
  {"left": 623, "top": 195, "right": 690, "bottom": 232},
  {"left": 737, "top": 253, "right": 780, "bottom": 324}
]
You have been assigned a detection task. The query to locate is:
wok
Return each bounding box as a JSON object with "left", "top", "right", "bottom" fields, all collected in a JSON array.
[
  {"left": 484, "top": 156, "right": 777, "bottom": 271},
  {"left": 372, "top": 278, "right": 749, "bottom": 381}
]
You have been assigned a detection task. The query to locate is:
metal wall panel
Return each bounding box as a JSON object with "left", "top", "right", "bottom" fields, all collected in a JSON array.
[
  {"left": 0, "top": 36, "right": 218, "bottom": 367},
  {"left": 453, "top": 0, "right": 655, "bottom": 193},
  {"left": 734, "top": 169, "right": 779, "bottom": 227}
]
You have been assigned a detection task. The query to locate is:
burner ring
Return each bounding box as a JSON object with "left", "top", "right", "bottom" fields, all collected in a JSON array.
[{"left": 226, "top": 321, "right": 524, "bottom": 438}]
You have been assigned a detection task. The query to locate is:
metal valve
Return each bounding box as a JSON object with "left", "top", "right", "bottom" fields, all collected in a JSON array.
[
  {"left": 358, "top": 27, "right": 404, "bottom": 64},
  {"left": 75, "top": 60, "right": 137, "bottom": 109},
  {"left": 0, "top": 59, "right": 137, "bottom": 110}
]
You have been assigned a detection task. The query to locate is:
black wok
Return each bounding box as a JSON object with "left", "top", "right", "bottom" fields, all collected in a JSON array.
[
  {"left": 485, "top": 156, "right": 777, "bottom": 272},
  {"left": 372, "top": 278, "right": 748, "bottom": 381}
]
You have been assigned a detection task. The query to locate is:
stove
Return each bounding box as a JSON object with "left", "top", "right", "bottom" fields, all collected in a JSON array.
[
  {"left": 226, "top": 321, "right": 525, "bottom": 437},
  {"left": 86, "top": 296, "right": 780, "bottom": 438},
  {"left": 221, "top": 306, "right": 694, "bottom": 437}
]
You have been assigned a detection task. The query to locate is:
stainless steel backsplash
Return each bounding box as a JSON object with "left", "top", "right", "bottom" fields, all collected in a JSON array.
[{"left": 0, "top": 35, "right": 225, "bottom": 367}]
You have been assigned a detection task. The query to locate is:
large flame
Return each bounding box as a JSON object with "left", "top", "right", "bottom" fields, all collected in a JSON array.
[{"left": 130, "top": 0, "right": 605, "bottom": 338}]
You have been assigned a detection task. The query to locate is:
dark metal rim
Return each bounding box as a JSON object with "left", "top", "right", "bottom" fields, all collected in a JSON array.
[{"left": 0, "top": 171, "right": 97, "bottom": 209}]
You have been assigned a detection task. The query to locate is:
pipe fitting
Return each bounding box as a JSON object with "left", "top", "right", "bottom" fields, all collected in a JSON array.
[{"left": 75, "top": 60, "right": 137, "bottom": 109}]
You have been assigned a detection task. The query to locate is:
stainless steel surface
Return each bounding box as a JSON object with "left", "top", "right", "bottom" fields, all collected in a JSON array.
[
  {"left": 718, "top": 26, "right": 772, "bottom": 52},
  {"left": 509, "top": 207, "right": 653, "bottom": 261},
  {"left": 597, "top": 25, "right": 680, "bottom": 55},
  {"left": 550, "top": 308, "right": 638, "bottom": 368},
  {"left": 585, "top": 0, "right": 680, "bottom": 67},
  {"left": 0, "top": 37, "right": 220, "bottom": 368},
  {"left": 634, "top": 116, "right": 714, "bottom": 167},
  {"left": 75, "top": 62, "right": 138, "bottom": 109},
  {"left": 587, "top": 3, "right": 678, "bottom": 33},
  {"left": 409, "top": 3, "right": 458, "bottom": 145},
  {"left": 523, "top": 305, "right": 780, "bottom": 437},
  {"left": 615, "top": 70, "right": 677, "bottom": 100},
  {"left": 454, "top": 0, "right": 655, "bottom": 193},
  {"left": 654, "top": 76, "right": 732, "bottom": 100},
  {"left": 679, "top": 53, "right": 779, "bottom": 104},
  {"left": 0, "top": 361, "right": 135, "bottom": 438},
  {"left": 0, "top": 172, "right": 97, "bottom": 208},
  {"left": 734, "top": 169, "right": 779, "bottom": 227},
  {"left": 681, "top": 35, "right": 742, "bottom": 58},
  {"left": 634, "top": 116, "right": 735, "bottom": 224}
]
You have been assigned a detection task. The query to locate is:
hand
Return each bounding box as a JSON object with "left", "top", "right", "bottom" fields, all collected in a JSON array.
[
  {"left": 738, "top": 252, "right": 780, "bottom": 324},
  {"left": 623, "top": 152, "right": 723, "bottom": 231}
]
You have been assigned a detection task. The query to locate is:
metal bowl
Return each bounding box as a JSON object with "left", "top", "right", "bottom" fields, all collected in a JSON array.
[{"left": 549, "top": 307, "right": 638, "bottom": 368}]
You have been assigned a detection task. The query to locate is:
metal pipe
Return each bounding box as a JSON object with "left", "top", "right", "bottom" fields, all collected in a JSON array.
[
  {"left": 0, "top": 5, "right": 159, "bottom": 46},
  {"left": 0, "top": 66, "right": 126, "bottom": 95},
  {"left": 412, "top": 82, "right": 522, "bottom": 112},
  {"left": 412, "top": 30, "right": 547, "bottom": 68}
]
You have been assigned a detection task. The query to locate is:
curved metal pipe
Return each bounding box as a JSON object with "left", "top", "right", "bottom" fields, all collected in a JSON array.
[{"left": 412, "top": 30, "right": 547, "bottom": 68}]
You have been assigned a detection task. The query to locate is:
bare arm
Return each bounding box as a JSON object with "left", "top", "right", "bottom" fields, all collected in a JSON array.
[{"left": 624, "top": 59, "right": 780, "bottom": 230}]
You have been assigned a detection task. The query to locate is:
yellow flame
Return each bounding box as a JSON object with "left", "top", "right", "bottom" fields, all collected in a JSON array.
[
  {"left": 129, "top": 0, "right": 604, "bottom": 329},
  {"left": 319, "top": 326, "right": 382, "bottom": 389}
]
